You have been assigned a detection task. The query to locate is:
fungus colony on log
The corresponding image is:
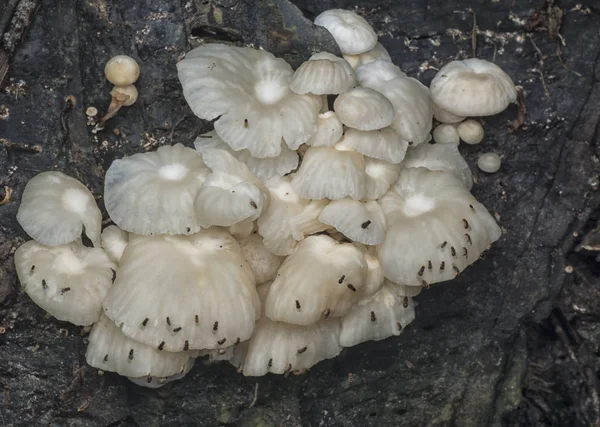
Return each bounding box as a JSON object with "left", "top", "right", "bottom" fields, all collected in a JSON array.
[{"left": 14, "top": 9, "right": 515, "bottom": 386}]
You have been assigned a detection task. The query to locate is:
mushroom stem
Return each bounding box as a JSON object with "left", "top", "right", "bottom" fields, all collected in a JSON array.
[
  {"left": 95, "top": 93, "right": 129, "bottom": 131},
  {"left": 0, "top": 186, "right": 12, "bottom": 206}
]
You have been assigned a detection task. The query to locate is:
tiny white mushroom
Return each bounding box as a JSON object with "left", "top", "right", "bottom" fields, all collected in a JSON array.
[
  {"left": 314, "top": 9, "right": 377, "bottom": 55},
  {"left": 17, "top": 171, "right": 102, "bottom": 247},
  {"left": 432, "top": 124, "right": 460, "bottom": 145},
  {"left": 290, "top": 52, "right": 357, "bottom": 95},
  {"left": 104, "top": 55, "right": 140, "bottom": 85},
  {"left": 457, "top": 120, "right": 485, "bottom": 145},
  {"left": 336, "top": 127, "right": 408, "bottom": 164},
  {"left": 478, "top": 152, "right": 502, "bottom": 173},
  {"left": 333, "top": 87, "right": 395, "bottom": 131},
  {"left": 430, "top": 58, "right": 517, "bottom": 117}
]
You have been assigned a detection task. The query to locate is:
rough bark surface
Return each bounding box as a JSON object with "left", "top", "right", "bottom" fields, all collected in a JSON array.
[{"left": 0, "top": 0, "right": 599, "bottom": 426}]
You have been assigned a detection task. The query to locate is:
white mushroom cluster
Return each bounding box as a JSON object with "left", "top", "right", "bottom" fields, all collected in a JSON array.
[{"left": 14, "top": 9, "right": 517, "bottom": 386}]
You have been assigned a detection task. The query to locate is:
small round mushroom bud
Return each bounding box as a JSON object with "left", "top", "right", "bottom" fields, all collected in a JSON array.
[
  {"left": 104, "top": 55, "right": 140, "bottom": 85},
  {"left": 432, "top": 124, "right": 460, "bottom": 145},
  {"left": 457, "top": 120, "right": 484, "bottom": 145},
  {"left": 478, "top": 153, "right": 501, "bottom": 173}
]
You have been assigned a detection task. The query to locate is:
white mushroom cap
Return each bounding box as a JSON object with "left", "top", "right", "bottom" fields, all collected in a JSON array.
[
  {"left": 128, "top": 358, "right": 195, "bottom": 388},
  {"left": 336, "top": 127, "right": 408, "bottom": 163},
  {"left": 457, "top": 120, "right": 484, "bottom": 145},
  {"left": 314, "top": 9, "right": 377, "bottom": 55},
  {"left": 100, "top": 225, "right": 128, "bottom": 265},
  {"left": 14, "top": 241, "right": 116, "bottom": 326},
  {"left": 104, "top": 143, "right": 209, "bottom": 236},
  {"left": 228, "top": 218, "right": 256, "bottom": 239},
  {"left": 361, "top": 73, "right": 433, "bottom": 145},
  {"left": 432, "top": 102, "right": 465, "bottom": 124},
  {"left": 237, "top": 233, "right": 284, "bottom": 285},
  {"left": 86, "top": 314, "right": 192, "bottom": 379},
  {"left": 432, "top": 124, "right": 460, "bottom": 145},
  {"left": 257, "top": 176, "right": 328, "bottom": 256},
  {"left": 364, "top": 157, "right": 401, "bottom": 200},
  {"left": 377, "top": 167, "right": 502, "bottom": 287},
  {"left": 305, "top": 111, "right": 344, "bottom": 147},
  {"left": 195, "top": 148, "right": 269, "bottom": 227},
  {"left": 343, "top": 42, "right": 392, "bottom": 69},
  {"left": 290, "top": 52, "right": 357, "bottom": 95},
  {"left": 104, "top": 55, "right": 140, "bottom": 86},
  {"left": 402, "top": 141, "right": 473, "bottom": 189},
  {"left": 102, "top": 229, "right": 260, "bottom": 351},
  {"left": 339, "top": 283, "right": 415, "bottom": 347},
  {"left": 265, "top": 234, "right": 368, "bottom": 325},
  {"left": 392, "top": 280, "right": 423, "bottom": 297},
  {"left": 430, "top": 58, "right": 517, "bottom": 117},
  {"left": 478, "top": 152, "right": 502, "bottom": 173},
  {"left": 177, "top": 44, "right": 320, "bottom": 158},
  {"left": 231, "top": 283, "right": 342, "bottom": 376},
  {"left": 355, "top": 60, "right": 406, "bottom": 89},
  {"left": 194, "top": 131, "right": 298, "bottom": 181},
  {"left": 110, "top": 85, "right": 138, "bottom": 106},
  {"left": 291, "top": 146, "right": 367, "bottom": 200},
  {"left": 333, "top": 87, "right": 395, "bottom": 131},
  {"left": 354, "top": 244, "right": 385, "bottom": 296},
  {"left": 318, "top": 199, "right": 386, "bottom": 245},
  {"left": 17, "top": 171, "right": 102, "bottom": 247}
]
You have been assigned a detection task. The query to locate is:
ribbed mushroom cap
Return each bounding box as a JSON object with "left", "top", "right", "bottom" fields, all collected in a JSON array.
[
  {"left": 402, "top": 141, "right": 473, "bottom": 189},
  {"left": 265, "top": 234, "right": 368, "bottom": 325},
  {"left": 333, "top": 87, "right": 395, "bottom": 131},
  {"left": 102, "top": 228, "right": 260, "bottom": 352},
  {"left": 355, "top": 60, "right": 405, "bottom": 89},
  {"left": 17, "top": 171, "right": 102, "bottom": 247},
  {"left": 257, "top": 176, "right": 328, "bottom": 256},
  {"left": 290, "top": 52, "right": 357, "bottom": 95},
  {"left": 336, "top": 127, "right": 408, "bottom": 163},
  {"left": 100, "top": 225, "right": 128, "bottom": 265},
  {"left": 14, "top": 240, "right": 116, "bottom": 326},
  {"left": 314, "top": 9, "right": 377, "bottom": 55},
  {"left": 177, "top": 44, "right": 320, "bottom": 158},
  {"left": 318, "top": 199, "right": 386, "bottom": 245},
  {"left": 291, "top": 146, "right": 367, "bottom": 200},
  {"left": 195, "top": 148, "right": 269, "bottom": 227},
  {"left": 194, "top": 131, "right": 298, "bottom": 180},
  {"left": 231, "top": 283, "right": 342, "bottom": 376},
  {"left": 361, "top": 72, "right": 433, "bottom": 145},
  {"left": 305, "top": 111, "right": 344, "bottom": 147},
  {"left": 104, "top": 143, "right": 209, "bottom": 236},
  {"left": 237, "top": 233, "right": 285, "bottom": 285},
  {"left": 377, "top": 168, "right": 501, "bottom": 288},
  {"left": 343, "top": 42, "right": 392, "bottom": 69},
  {"left": 430, "top": 58, "right": 517, "bottom": 117},
  {"left": 86, "top": 314, "right": 192, "bottom": 379},
  {"left": 339, "top": 283, "right": 415, "bottom": 347}
]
